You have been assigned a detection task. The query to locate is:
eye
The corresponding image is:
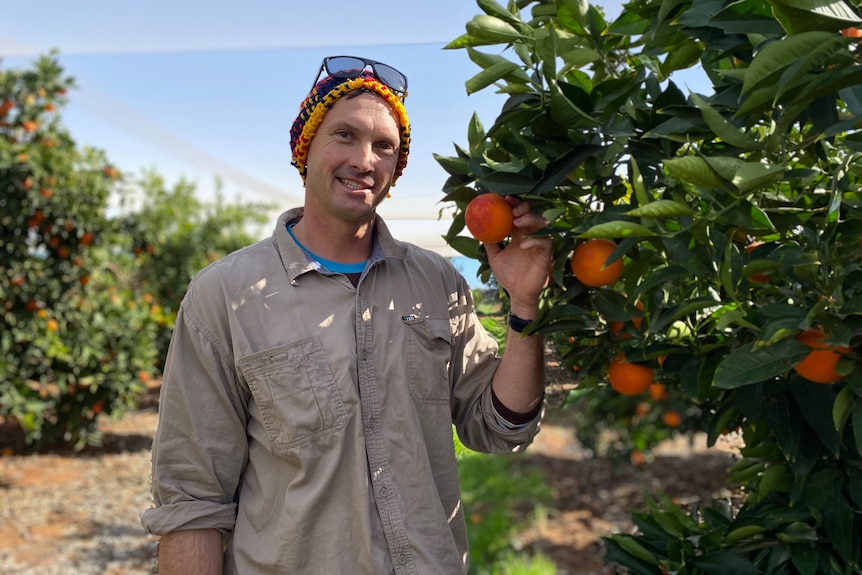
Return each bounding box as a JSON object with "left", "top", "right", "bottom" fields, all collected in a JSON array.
[
  {"left": 376, "top": 141, "right": 397, "bottom": 153},
  {"left": 334, "top": 129, "right": 351, "bottom": 139}
]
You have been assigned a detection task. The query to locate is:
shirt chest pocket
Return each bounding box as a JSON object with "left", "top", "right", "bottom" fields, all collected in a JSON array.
[
  {"left": 405, "top": 317, "right": 452, "bottom": 404},
  {"left": 238, "top": 336, "right": 347, "bottom": 453}
]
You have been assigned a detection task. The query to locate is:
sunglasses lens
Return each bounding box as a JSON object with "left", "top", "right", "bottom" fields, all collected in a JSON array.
[
  {"left": 323, "top": 57, "right": 407, "bottom": 95},
  {"left": 325, "top": 56, "right": 366, "bottom": 78},
  {"left": 373, "top": 64, "right": 407, "bottom": 94}
]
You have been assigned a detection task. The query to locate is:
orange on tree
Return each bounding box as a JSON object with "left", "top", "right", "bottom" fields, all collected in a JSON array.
[
  {"left": 662, "top": 410, "right": 682, "bottom": 428},
  {"left": 608, "top": 354, "right": 654, "bottom": 396},
  {"left": 793, "top": 328, "right": 851, "bottom": 384},
  {"left": 464, "top": 193, "right": 514, "bottom": 243},
  {"left": 745, "top": 241, "right": 771, "bottom": 283},
  {"left": 609, "top": 299, "right": 644, "bottom": 338},
  {"left": 648, "top": 382, "right": 669, "bottom": 401},
  {"left": 570, "top": 239, "right": 624, "bottom": 287},
  {"left": 841, "top": 27, "right": 862, "bottom": 38}
]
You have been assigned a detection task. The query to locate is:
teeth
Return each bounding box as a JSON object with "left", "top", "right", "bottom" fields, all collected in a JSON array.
[{"left": 339, "top": 178, "right": 367, "bottom": 190}]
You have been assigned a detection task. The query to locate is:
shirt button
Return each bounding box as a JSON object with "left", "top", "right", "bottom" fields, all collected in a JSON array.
[
  {"left": 379, "top": 487, "right": 389, "bottom": 499},
  {"left": 397, "top": 553, "right": 408, "bottom": 565},
  {"left": 366, "top": 416, "right": 376, "bottom": 428},
  {"left": 360, "top": 349, "right": 369, "bottom": 360}
]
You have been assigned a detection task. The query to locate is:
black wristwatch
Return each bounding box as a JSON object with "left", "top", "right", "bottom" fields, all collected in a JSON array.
[{"left": 507, "top": 312, "right": 534, "bottom": 333}]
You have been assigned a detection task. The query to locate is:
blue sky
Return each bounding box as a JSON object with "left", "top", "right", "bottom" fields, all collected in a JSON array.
[
  {"left": 0, "top": 2, "right": 626, "bottom": 252},
  {"left": 1, "top": 1, "right": 634, "bottom": 287}
]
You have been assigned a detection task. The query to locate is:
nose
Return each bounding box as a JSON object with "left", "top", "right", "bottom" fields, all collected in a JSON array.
[{"left": 349, "top": 141, "right": 375, "bottom": 173}]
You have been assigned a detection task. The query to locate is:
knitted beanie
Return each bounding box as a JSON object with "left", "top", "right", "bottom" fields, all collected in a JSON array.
[{"left": 289, "top": 71, "right": 411, "bottom": 185}]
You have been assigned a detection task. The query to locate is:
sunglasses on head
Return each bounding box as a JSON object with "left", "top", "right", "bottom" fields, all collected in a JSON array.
[{"left": 313, "top": 56, "right": 408, "bottom": 100}]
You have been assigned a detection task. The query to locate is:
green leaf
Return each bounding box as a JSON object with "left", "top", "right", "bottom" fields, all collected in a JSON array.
[
  {"left": 548, "top": 81, "right": 599, "bottom": 129},
  {"left": 433, "top": 153, "right": 471, "bottom": 176},
  {"left": 476, "top": 171, "right": 537, "bottom": 196},
  {"left": 476, "top": 0, "right": 521, "bottom": 24},
  {"left": 664, "top": 156, "right": 728, "bottom": 190},
  {"left": 466, "top": 47, "right": 533, "bottom": 83},
  {"left": 630, "top": 158, "right": 649, "bottom": 207},
  {"left": 792, "top": 381, "right": 842, "bottom": 456},
  {"left": 772, "top": 0, "right": 862, "bottom": 33},
  {"left": 623, "top": 199, "right": 695, "bottom": 218},
  {"left": 465, "top": 15, "right": 532, "bottom": 44},
  {"left": 467, "top": 112, "right": 485, "bottom": 154},
  {"left": 602, "top": 537, "right": 662, "bottom": 575},
  {"left": 607, "top": 535, "right": 659, "bottom": 565},
  {"left": 693, "top": 551, "right": 761, "bottom": 575},
  {"left": 714, "top": 339, "right": 811, "bottom": 389},
  {"left": 660, "top": 40, "right": 703, "bottom": 79},
  {"left": 578, "top": 221, "right": 656, "bottom": 239},
  {"left": 690, "top": 93, "right": 760, "bottom": 150},
  {"left": 743, "top": 31, "right": 839, "bottom": 95},
  {"left": 560, "top": 47, "right": 602, "bottom": 68},
  {"left": 531, "top": 144, "right": 602, "bottom": 195},
  {"left": 832, "top": 385, "right": 854, "bottom": 433},
  {"left": 774, "top": 35, "right": 850, "bottom": 103},
  {"left": 853, "top": 401, "right": 862, "bottom": 458},
  {"left": 733, "top": 161, "right": 787, "bottom": 193},
  {"left": 558, "top": 0, "right": 589, "bottom": 27},
  {"left": 777, "top": 521, "right": 818, "bottom": 543},
  {"left": 444, "top": 33, "right": 490, "bottom": 50},
  {"left": 465, "top": 61, "right": 524, "bottom": 94},
  {"left": 445, "top": 235, "right": 481, "bottom": 259}
]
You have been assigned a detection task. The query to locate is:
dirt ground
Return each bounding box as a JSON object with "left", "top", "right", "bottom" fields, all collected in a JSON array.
[{"left": 0, "top": 357, "right": 742, "bottom": 574}]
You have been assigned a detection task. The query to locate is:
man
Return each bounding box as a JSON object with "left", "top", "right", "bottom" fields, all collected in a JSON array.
[{"left": 142, "top": 55, "right": 551, "bottom": 574}]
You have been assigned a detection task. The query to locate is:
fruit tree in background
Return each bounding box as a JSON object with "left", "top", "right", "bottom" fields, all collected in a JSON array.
[
  {"left": 0, "top": 53, "right": 159, "bottom": 449},
  {"left": 437, "top": 0, "right": 862, "bottom": 572}
]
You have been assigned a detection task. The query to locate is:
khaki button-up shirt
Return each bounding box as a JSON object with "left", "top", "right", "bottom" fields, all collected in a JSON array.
[{"left": 142, "top": 209, "right": 541, "bottom": 574}]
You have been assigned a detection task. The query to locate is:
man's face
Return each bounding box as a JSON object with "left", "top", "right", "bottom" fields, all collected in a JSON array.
[{"left": 303, "top": 92, "right": 401, "bottom": 224}]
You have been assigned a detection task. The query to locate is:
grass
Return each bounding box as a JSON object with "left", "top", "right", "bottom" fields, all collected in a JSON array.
[{"left": 457, "top": 445, "right": 555, "bottom": 574}]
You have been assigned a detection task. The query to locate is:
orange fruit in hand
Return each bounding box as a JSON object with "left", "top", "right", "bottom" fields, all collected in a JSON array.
[
  {"left": 608, "top": 354, "right": 654, "bottom": 396},
  {"left": 793, "top": 328, "right": 851, "bottom": 384},
  {"left": 571, "top": 239, "right": 624, "bottom": 287},
  {"left": 464, "top": 193, "right": 514, "bottom": 243}
]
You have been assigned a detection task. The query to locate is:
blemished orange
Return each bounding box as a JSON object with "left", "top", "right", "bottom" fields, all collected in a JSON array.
[
  {"left": 793, "top": 328, "right": 851, "bottom": 384},
  {"left": 570, "top": 239, "right": 624, "bottom": 287},
  {"left": 464, "top": 193, "right": 514, "bottom": 243},
  {"left": 608, "top": 354, "right": 654, "bottom": 396}
]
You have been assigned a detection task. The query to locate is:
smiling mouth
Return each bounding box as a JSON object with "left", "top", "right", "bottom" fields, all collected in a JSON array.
[{"left": 338, "top": 177, "right": 372, "bottom": 191}]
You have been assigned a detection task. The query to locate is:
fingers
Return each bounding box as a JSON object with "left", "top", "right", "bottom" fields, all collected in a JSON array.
[{"left": 504, "top": 196, "right": 549, "bottom": 242}]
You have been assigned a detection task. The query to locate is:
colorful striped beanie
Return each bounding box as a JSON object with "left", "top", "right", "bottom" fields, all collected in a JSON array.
[{"left": 289, "top": 71, "right": 411, "bottom": 185}]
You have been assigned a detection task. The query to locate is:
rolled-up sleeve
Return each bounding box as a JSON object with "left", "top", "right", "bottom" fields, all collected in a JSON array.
[
  {"left": 141, "top": 294, "right": 249, "bottom": 535},
  {"left": 448, "top": 277, "right": 541, "bottom": 453}
]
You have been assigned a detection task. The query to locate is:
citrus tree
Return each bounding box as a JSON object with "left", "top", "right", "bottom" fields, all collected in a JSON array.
[
  {"left": 0, "top": 53, "right": 160, "bottom": 449},
  {"left": 437, "top": 0, "right": 862, "bottom": 572},
  {"left": 113, "top": 171, "right": 273, "bottom": 369}
]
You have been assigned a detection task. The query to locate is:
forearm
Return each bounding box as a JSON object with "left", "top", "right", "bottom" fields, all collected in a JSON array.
[
  {"left": 490, "top": 302, "right": 545, "bottom": 414},
  {"left": 158, "top": 529, "right": 223, "bottom": 575}
]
